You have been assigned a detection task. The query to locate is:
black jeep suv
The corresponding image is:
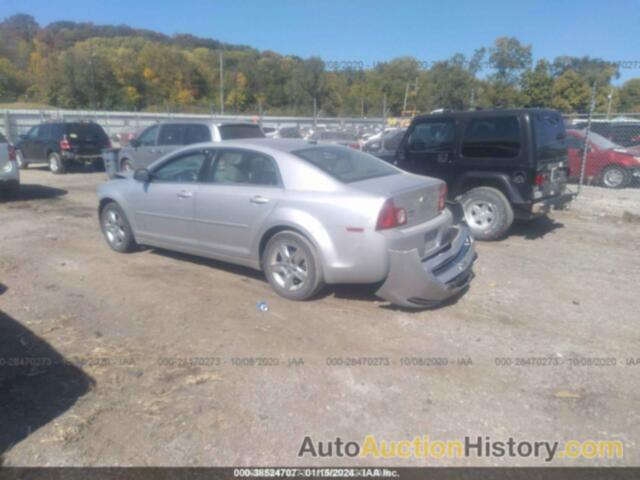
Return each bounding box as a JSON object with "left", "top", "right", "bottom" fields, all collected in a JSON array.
[
  {"left": 395, "top": 109, "right": 574, "bottom": 240},
  {"left": 15, "top": 121, "right": 110, "bottom": 174}
]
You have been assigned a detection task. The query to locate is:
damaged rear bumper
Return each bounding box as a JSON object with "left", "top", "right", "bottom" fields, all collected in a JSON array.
[{"left": 376, "top": 205, "right": 477, "bottom": 309}]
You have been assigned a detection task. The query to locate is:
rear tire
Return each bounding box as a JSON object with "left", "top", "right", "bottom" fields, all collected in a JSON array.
[
  {"left": 100, "top": 202, "right": 137, "bottom": 253},
  {"left": 263, "top": 231, "right": 324, "bottom": 301},
  {"left": 599, "top": 165, "right": 631, "bottom": 189},
  {"left": 48, "top": 152, "right": 67, "bottom": 174},
  {"left": 459, "top": 187, "right": 514, "bottom": 241},
  {"left": 16, "top": 150, "right": 28, "bottom": 169}
]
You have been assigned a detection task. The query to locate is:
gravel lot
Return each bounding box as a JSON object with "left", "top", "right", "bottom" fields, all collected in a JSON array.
[{"left": 0, "top": 168, "right": 639, "bottom": 466}]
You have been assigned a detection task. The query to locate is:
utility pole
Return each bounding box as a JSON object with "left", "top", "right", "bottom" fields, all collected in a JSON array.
[
  {"left": 219, "top": 51, "right": 224, "bottom": 115},
  {"left": 578, "top": 83, "right": 597, "bottom": 195},
  {"left": 89, "top": 44, "right": 97, "bottom": 111},
  {"left": 313, "top": 97, "right": 317, "bottom": 128},
  {"left": 606, "top": 87, "right": 614, "bottom": 119},
  {"left": 382, "top": 94, "right": 387, "bottom": 130},
  {"left": 402, "top": 82, "right": 410, "bottom": 113}
]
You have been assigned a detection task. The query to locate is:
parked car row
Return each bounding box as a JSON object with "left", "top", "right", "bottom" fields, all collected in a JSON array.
[{"left": 4, "top": 107, "right": 612, "bottom": 308}]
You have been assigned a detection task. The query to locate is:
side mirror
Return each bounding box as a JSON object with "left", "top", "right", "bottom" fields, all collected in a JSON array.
[
  {"left": 129, "top": 138, "right": 141, "bottom": 148},
  {"left": 134, "top": 168, "right": 151, "bottom": 182}
]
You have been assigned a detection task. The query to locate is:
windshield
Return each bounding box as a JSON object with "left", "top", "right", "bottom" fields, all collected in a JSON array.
[
  {"left": 218, "top": 124, "right": 266, "bottom": 140},
  {"left": 292, "top": 145, "right": 398, "bottom": 183},
  {"left": 585, "top": 130, "right": 620, "bottom": 150}
]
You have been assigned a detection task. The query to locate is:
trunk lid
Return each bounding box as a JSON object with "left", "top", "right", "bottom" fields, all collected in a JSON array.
[{"left": 353, "top": 173, "right": 444, "bottom": 227}]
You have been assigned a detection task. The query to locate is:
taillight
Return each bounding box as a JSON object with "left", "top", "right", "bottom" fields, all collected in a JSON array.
[
  {"left": 8, "top": 145, "right": 16, "bottom": 161},
  {"left": 376, "top": 199, "right": 407, "bottom": 230},
  {"left": 438, "top": 183, "right": 447, "bottom": 211},
  {"left": 348, "top": 142, "right": 360, "bottom": 150},
  {"left": 535, "top": 172, "right": 548, "bottom": 186},
  {"left": 59, "top": 135, "right": 71, "bottom": 150}
]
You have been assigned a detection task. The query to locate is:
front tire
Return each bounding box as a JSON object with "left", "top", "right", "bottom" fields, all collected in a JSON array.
[
  {"left": 599, "top": 165, "right": 631, "bottom": 189},
  {"left": 459, "top": 187, "right": 514, "bottom": 241},
  {"left": 263, "top": 231, "right": 324, "bottom": 301},
  {"left": 100, "top": 202, "right": 137, "bottom": 253},
  {"left": 48, "top": 152, "right": 67, "bottom": 174}
]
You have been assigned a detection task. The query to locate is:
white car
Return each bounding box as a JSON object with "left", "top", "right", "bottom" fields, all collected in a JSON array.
[{"left": 0, "top": 132, "right": 19, "bottom": 198}]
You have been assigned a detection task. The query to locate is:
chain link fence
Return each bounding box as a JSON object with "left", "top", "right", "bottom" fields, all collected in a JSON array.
[{"left": 563, "top": 113, "right": 640, "bottom": 189}]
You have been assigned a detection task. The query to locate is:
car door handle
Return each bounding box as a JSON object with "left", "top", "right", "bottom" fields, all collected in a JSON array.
[
  {"left": 250, "top": 195, "right": 270, "bottom": 205},
  {"left": 177, "top": 190, "right": 193, "bottom": 199}
]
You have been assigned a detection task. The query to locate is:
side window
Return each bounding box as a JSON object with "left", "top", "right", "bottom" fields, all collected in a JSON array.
[
  {"left": 208, "top": 150, "right": 280, "bottom": 186},
  {"left": 152, "top": 152, "right": 207, "bottom": 183},
  {"left": 461, "top": 116, "right": 521, "bottom": 159},
  {"left": 184, "top": 124, "right": 211, "bottom": 144},
  {"left": 138, "top": 125, "right": 159, "bottom": 146},
  {"left": 407, "top": 120, "right": 455, "bottom": 152},
  {"left": 26, "top": 126, "right": 40, "bottom": 139},
  {"left": 158, "top": 124, "right": 186, "bottom": 146},
  {"left": 40, "top": 125, "right": 52, "bottom": 140}
]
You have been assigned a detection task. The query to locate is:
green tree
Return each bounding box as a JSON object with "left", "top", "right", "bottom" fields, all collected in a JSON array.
[
  {"left": 488, "top": 37, "right": 532, "bottom": 85},
  {"left": 551, "top": 69, "right": 591, "bottom": 113},
  {"left": 618, "top": 79, "right": 640, "bottom": 112},
  {"left": 521, "top": 59, "right": 553, "bottom": 107}
]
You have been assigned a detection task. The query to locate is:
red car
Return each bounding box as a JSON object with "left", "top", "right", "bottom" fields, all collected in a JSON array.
[{"left": 566, "top": 129, "right": 640, "bottom": 188}]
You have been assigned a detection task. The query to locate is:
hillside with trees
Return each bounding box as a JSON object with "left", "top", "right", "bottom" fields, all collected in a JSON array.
[{"left": 1, "top": 13, "right": 638, "bottom": 115}]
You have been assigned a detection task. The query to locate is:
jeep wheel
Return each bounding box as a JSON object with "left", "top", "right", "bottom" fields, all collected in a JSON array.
[
  {"left": 121, "top": 159, "right": 134, "bottom": 171},
  {"left": 600, "top": 165, "right": 631, "bottom": 189},
  {"left": 48, "top": 153, "right": 67, "bottom": 174},
  {"left": 460, "top": 187, "right": 514, "bottom": 241}
]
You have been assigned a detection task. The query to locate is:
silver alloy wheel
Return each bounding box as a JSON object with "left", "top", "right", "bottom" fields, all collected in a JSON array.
[
  {"left": 49, "top": 155, "right": 60, "bottom": 173},
  {"left": 268, "top": 241, "right": 309, "bottom": 292},
  {"left": 465, "top": 200, "right": 496, "bottom": 232},
  {"left": 103, "top": 208, "right": 127, "bottom": 248},
  {"left": 603, "top": 167, "right": 624, "bottom": 188}
]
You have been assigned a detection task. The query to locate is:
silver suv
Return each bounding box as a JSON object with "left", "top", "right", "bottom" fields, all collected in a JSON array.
[
  {"left": 0, "top": 132, "right": 19, "bottom": 198},
  {"left": 118, "top": 121, "right": 265, "bottom": 171}
]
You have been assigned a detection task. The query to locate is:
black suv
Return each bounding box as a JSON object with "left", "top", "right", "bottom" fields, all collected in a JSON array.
[
  {"left": 395, "top": 109, "right": 574, "bottom": 240},
  {"left": 16, "top": 121, "right": 110, "bottom": 174}
]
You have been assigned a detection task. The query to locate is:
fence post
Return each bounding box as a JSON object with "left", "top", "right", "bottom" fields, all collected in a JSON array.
[{"left": 578, "top": 83, "right": 597, "bottom": 196}]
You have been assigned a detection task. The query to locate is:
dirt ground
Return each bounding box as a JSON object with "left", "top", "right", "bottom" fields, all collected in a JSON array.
[{"left": 0, "top": 167, "right": 639, "bottom": 467}]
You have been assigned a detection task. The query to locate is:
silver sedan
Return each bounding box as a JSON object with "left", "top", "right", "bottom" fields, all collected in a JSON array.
[{"left": 97, "top": 139, "right": 476, "bottom": 308}]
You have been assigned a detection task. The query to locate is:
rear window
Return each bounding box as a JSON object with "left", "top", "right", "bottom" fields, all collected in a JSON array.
[
  {"left": 292, "top": 145, "right": 398, "bottom": 183},
  {"left": 462, "top": 116, "right": 521, "bottom": 158},
  {"left": 533, "top": 112, "right": 567, "bottom": 161},
  {"left": 218, "top": 124, "right": 265, "bottom": 140},
  {"left": 65, "top": 123, "right": 108, "bottom": 144}
]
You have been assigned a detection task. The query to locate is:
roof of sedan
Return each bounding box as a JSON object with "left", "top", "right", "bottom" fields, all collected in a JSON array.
[{"left": 209, "top": 138, "right": 321, "bottom": 153}]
